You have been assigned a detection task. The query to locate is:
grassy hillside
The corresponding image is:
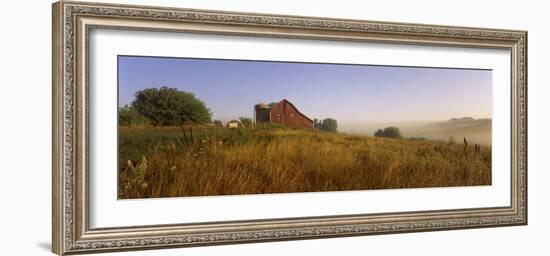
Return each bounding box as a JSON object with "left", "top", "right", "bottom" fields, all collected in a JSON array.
[
  {"left": 402, "top": 117, "right": 492, "bottom": 145},
  {"left": 119, "top": 125, "right": 491, "bottom": 199}
]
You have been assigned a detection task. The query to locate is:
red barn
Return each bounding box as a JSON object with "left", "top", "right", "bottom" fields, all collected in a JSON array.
[{"left": 254, "top": 99, "right": 314, "bottom": 129}]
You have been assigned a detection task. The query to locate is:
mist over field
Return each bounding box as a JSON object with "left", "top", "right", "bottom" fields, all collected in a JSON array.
[{"left": 339, "top": 117, "right": 492, "bottom": 145}]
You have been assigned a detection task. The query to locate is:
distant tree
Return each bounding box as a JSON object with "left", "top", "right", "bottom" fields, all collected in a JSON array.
[
  {"left": 384, "top": 127, "right": 401, "bottom": 138},
  {"left": 239, "top": 117, "right": 253, "bottom": 128},
  {"left": 374, "top": 126, "right": 402, "bottom": 139},
  {"left": 132, "top": 87, "right": 212, "bottom": 126},
  {"left": 313, "top": 118, "right": 324, "bottom": 129},
  {"left": 118, "top": 105, "right": 150, "bottom": 126},
  {"left": 268, "top": 102, "right": 278, "bottom": 108},
  {"left": 320, "top": 118, "right": 338, "bottom": 132}
]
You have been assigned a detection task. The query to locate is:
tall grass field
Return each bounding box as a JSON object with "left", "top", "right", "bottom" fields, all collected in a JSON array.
[{"left": 118, "top": 125, "right": 491, "bottom": 199}]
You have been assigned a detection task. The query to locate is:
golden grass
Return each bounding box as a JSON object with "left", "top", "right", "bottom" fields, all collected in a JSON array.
[{"left": 118, "top": 126, "right": 491, "bottom": 199}]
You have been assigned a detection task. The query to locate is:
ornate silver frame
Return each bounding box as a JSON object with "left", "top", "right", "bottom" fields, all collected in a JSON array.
[{"left": 52, "top": 1, "right": 527, "bottom": 255}]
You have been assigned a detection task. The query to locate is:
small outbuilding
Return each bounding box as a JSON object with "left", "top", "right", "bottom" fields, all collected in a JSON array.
[{"left": 226, "top": 119, "right": 242, "bottom": 129}]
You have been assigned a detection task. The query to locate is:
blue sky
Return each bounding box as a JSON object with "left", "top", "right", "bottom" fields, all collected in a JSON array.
[{"left": 118, "top": 55, "right": 492, "bottom": 124}]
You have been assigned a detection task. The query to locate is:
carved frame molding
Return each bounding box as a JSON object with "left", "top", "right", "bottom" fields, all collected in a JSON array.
[{"left": 52, "top": 1, "right": 527, "bottom": 254}]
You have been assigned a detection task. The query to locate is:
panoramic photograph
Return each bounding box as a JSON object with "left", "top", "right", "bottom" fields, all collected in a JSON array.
[{"left": 117, "top": 55, "right": 492, "bottom": 199}]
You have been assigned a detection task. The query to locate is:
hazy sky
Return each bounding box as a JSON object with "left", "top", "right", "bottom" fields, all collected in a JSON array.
[{"left": 118, "top": 55, "right": 492, "bottom": 123}]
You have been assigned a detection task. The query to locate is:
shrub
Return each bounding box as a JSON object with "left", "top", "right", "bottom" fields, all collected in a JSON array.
[
  {"left": 239, "top": 117, "right": 253, "bottom": 128},
  {"left": 118, "top": 105, "right": 150, "bottom": 126},
  {"left": 374, "top": 126, "right": 402, "bottom": 139}
]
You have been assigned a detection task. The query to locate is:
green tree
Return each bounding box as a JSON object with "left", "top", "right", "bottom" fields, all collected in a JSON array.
[
  {"left": 374, "top": 126, "right": 402, "bottom": 139},
  {"left": 320, "top": 118, "right": 338, "bottom": 132},
  {"left": 118, "top": 105, "right": 150, "bottom": 126},
  {"left": 313, "top": 118, "right": 322, "bottom": 129},
  {"left": 132, "top": 87, "right": 212, "bottom": 126},
  {"left": 239, "top": 117, "right": 253, "bottom": 128}
]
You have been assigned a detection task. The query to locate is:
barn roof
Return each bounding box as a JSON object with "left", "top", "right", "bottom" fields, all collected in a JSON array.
[{"left": 279, "top": 99, "right": 314, "bottom": 122}]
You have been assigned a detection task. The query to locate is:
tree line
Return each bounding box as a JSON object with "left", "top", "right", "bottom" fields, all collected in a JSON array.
[
  {"left": 122, "top": 87, "right": 409, "bottom": 140},
  {"left": 120, "top": 87, "right": 340, "bottom": 133}
]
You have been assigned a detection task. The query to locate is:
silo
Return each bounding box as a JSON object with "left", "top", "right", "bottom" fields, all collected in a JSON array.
[{"left": 254, "top": 103, "right": 271, "bottom": 125}]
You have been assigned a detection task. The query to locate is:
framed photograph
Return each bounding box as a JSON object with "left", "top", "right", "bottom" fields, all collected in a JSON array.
[{"left": 52, "top": 1, "right": 527, "bottom": 255}]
